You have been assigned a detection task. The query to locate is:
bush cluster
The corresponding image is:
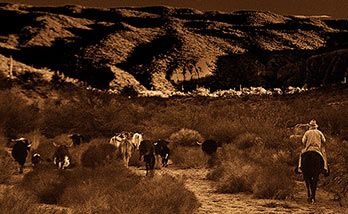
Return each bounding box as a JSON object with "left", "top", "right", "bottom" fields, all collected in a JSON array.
[
  {"left": 169, "top": 128, "right": 204, "bottom": 147},
  {"left": 1, "top": 86, "right": 346, "bottom": 146},
  {"left": 0, "top": 85, "right": 347, "bottom": 204},
  {"left": 0, "top": 187, "right": 37, "bottom": 214},
  {"left": 20, "top": 163, "right": 199, "bottom": 213},
  {"left": 208, "top": 143, "right": 295, "bottom": 199},
  {"left": 0, "top": 148, "right": 17, "bottom": 183},
  {"left": 81, "top": 143, "right": 116, "bottom": 168}
]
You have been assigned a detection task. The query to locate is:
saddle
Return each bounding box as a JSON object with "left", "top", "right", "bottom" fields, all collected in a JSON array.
[
  {"left": 301, "top": 147, "right": 324, "bottom": 158},
  {"left": 300, "top": 147, "right": 326, "bottom": 171}
]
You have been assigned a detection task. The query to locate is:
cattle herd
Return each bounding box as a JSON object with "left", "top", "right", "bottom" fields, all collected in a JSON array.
[{"left": 9, "top": 133, "right": 219, "bottom": 176}]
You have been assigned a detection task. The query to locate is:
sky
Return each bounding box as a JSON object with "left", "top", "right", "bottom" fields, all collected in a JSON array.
[{"left": 1, "top": 0, "right": 348, "bottom": 19}]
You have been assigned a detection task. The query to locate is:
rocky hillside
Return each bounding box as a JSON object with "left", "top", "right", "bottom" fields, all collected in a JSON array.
[{"left": 0, "top": 3, "right": 348, "bottom": 93}]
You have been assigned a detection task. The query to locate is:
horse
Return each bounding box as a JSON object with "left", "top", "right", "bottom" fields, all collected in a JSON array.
[{"left": 300, "top": 150, "right": 326, "bottom": 204}]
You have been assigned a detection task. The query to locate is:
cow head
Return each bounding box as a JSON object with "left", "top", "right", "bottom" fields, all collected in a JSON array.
[
  {"left": 52, "top": 142, "right": 72, "bottom": 169},
  {"left": 12, "top": 137, "right": 31, "bottom": 150},
  {"left": 68, "top": 133, "right": 84, "bottom": 146},
  {"left": 53, "top": 141, "right": 73, "bottom": 148}
]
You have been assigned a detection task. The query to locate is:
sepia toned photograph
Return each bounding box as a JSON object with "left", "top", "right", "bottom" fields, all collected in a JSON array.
[{"left": 0, "top": 0, "right": 347, "bottom": 213}]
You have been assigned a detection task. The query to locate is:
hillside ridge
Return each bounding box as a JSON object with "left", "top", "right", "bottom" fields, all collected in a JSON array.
[{"left": 0, "top": 3, "right": 348, "bottom": 93}]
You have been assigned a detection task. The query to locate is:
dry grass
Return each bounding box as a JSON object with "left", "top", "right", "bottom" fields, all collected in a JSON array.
[
  {"left": 62, "top": 174, "right": 199, "bottom": 214},
  {"left": 209, "top": 143, "right": 296, "bottom": 199},
  {"left": 170, "top": 146, "right": 208, "bottom": 169},
  {"left": 0, "top": 86, "right": 347, "bottom": 203},
  {"left": 169, "top": 128, "right": 204, "bottom": 147},
  {"left": 323, "top": 138, "right": 348, "bottom": 207},
  {"left": 81, "top": 143, "right": 117, "bottom": 168},
  {"left": 20, "top": 148, "right": 199, "bottom": 213},
  {"left": 124, "top": 175, "right": 200, "bottom": 214},
  {"left": 252, "top": 163, "right": 295, "bottom": 199},
  {"left": 0, "top": 148, "right": 16, "bottom": 183},
  {"left": 0, "top": 187, "right": 37, "bottom": 214},
  {"left": 19, "top": 162, "right": 199, "bottom": 213},
  {"left": 0, "top": 90, "right": 39, "bottom": 138},
  {"left": 20, "top": 164, "right": 68, "bottom": 204}
]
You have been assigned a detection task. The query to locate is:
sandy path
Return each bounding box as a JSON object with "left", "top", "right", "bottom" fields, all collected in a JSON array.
[{"left": 134, "top": 167, "right": 347, "bottom": 214}]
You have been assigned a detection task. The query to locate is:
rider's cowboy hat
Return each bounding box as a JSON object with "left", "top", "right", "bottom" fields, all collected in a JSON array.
[{"left": 309, "top": 119, "right": 318, "bottom": 128}]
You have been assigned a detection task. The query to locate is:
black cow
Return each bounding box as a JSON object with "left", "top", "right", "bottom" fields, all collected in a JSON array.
[
  {"left": 52, "top": 143, "right": 72, "bottom": 169},
  {"left": 153, "top": 140, "right": 170, "bottom": 167},
  {"left": 11, "top": 138, "right": 31, "bottom": 173},
  {"left": 69, "top": 133, "right": 85, "bottom": 146},
  {"left": 198, "top": 140, "right": 222, "bottom": 166},
  {"left": 139, "top": 140, "right": 155, "bottom": 176},
  {"left": 31, "top": 152, "right": 43, "bottom": 166},
  {"left": 199, "top": 140, "right": 220, "bottom": 156}
]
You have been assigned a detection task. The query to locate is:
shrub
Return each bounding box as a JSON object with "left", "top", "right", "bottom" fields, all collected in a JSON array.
[
  {"left": 21, "top": 160, "right": 199, "bottom": 213},
  {"left": 252, "top": 163, "right": 295, "bottom": 199},
  {"left": 62, "top": 172, "right": 199, "bottom": 214},
  {"left": 0, "top": 187, "right": 37, "bottom": 214},
  {"left": 234, "top": 132, "right": 264, "bottom": 150},
  {"left": 61, "top": 181, "right": 114, "bottom": 214},
  {"left": 322, "top": 138, "right": 348, "bottom": 207},
  {"left": 23, "top": 130, "right": 47, "bottom": 151},
  {"left": 62, "top": 165, "right": 199, "bottom": 213},
  {"left": 218, "top": 173, "right": 253, "bottom": 194},
  {"left": 198, "top": 119, "right": 242, "bottom": 145},
  {"left": 169, "top": 128, "right": 204, "bottom": 147},
  {"left": 0, "top": 128, "right": 7, "bottom": 147},
  {"left": 20, "top": 165, "right": 67, "bottom": 204},
  {"left": 214, "top": 159, "right": 256, "bottom": 194},
  {"left": 69, "top": 138, "right": 108, "bottom": 166},
  {"left": 209, "top": 144, "right": 295, "bottom": 199},
  {"left": 34, "top": 139, "right": 56, "bottom": 162},
  {"left": 0, "top": 148, "right": 16, "bottom": 183},
  {"left": 81, "top": 143, "right": 117, "bottom": 168},
  {"left": 170, "top": 146, "right": 208, "bottom": 168},
  {"left": 0, "top": 90, "right": 39, "bottom": 138},
  {"left": 124, "top": 175, "right": 200, "bottom": 214}
]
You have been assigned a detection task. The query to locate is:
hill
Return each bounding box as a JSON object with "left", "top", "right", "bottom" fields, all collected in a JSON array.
[{"left": 0, "top": 3, "right": 348, "bottom": 93}]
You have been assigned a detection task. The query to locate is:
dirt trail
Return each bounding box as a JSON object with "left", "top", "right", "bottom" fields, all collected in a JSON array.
[
  {"left": 134, "top": 167, "right": 347, "bottom": 214},
  {"left": 1, "top": 165, "right": 346, "bottom": 214}
]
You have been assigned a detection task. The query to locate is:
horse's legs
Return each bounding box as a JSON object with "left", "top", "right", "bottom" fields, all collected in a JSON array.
[
  {"left": 125, "top": 155, "right": 130, "bottom": 168},
  {"left": 304, "top": 177, "right": 312, "bottom": 203},
  {"left": 19, "top": 164, "right": 24, "bottom": 174},
  {"left": 311, "top": 176, "right": 319, "bottom": 203},
  {"left": 122, "top": 154, "right": 128, "bottom": 167},
  {"left": 145, "top": 162, "right": 149, "bottom": 176},
  {"left": 150, "top": 155, "right": 155, "bottom": 176}
]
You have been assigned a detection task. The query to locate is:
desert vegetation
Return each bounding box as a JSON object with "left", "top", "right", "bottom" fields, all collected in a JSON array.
[
  {"left": 17, "top": 162, "right": 199, "bottom": 214},
  {"left": 0, "top": 83, "right": 347, "bottom": 211},
  {"left": 0, "top": 3, "right": 347, "bottom": 212}
]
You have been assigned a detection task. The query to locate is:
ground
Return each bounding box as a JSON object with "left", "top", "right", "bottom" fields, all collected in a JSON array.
[
  {"left": 0, "top": 164, "right": 346, "bottom": 214},
  {"left": 133, "top": 167, "right": 346, "bottom": 214}
]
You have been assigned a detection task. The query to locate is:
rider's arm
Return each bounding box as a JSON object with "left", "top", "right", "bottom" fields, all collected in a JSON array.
[
  {"left": 302, "top": 132, "right": 307, "bottom": 146},
  {"left": 320, "top": 131, "right": 326, "bottom": 144}
]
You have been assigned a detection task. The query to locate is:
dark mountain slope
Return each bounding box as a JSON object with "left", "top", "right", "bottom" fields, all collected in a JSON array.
[{"left": 0, "top": 3, "right": 347, "bottom": 92}]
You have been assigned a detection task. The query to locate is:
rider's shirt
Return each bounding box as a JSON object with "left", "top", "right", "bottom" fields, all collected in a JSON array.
[{"left": 302, "top": 128, "right": 326, "bottom": 152}]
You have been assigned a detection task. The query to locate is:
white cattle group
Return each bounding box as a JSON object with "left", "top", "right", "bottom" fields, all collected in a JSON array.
[{"left": 109, "top": 132, "right": 143, "bottom": 167}]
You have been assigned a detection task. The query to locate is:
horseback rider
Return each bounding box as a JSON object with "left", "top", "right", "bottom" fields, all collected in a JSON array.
[{"left": 296, "top": 119, "right": 329, "bottom": 176}]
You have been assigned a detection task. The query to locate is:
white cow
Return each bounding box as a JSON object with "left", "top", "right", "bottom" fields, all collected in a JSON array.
[{"left": 109, "top": 132, "right": 143, "bottom": 167}]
